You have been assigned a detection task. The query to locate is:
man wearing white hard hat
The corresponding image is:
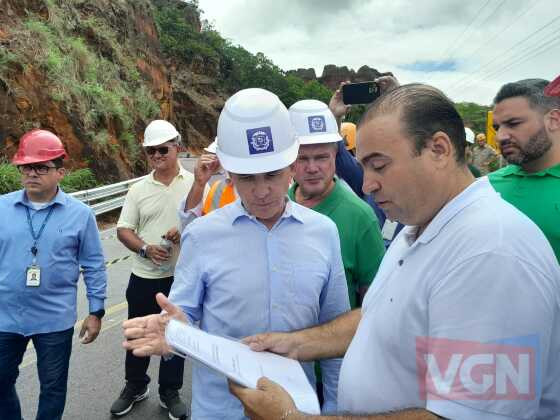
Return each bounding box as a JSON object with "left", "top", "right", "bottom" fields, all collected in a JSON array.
[
  {"left": 288, "top": 99, "right": 385, "bottom": 407},
  {"left": 464, "top": 127, "right": 482, "bottom": 177},
  {"left": 111, "top": 120, "right": 193, "bottom": 419},
  {"left": 122, "top": 89, "right": 350, "bottom": 418},
  {"left": 288, "top": 99, "right": 385, "bottom": 309}
]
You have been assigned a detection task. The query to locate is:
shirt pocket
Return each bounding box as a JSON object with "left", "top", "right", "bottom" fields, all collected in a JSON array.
[
  {"left": 291, "top": 263, "right": 328, "bottom": 307},
  {"left": 53, "top": 230, "right": 79, "bottom": 256}
]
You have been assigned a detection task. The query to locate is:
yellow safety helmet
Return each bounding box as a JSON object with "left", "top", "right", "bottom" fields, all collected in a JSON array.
[{"left": 340, "top": 122, "right": 356, "bottom": 151}]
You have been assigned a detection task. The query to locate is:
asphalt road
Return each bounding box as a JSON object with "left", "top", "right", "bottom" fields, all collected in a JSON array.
[{"left": 18, "top": 158, "right": 198, "bottom": 420}]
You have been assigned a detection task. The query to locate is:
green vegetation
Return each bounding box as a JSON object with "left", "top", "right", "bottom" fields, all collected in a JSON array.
[
  {"left": 0, "top": 163, "right": 97, "bottom": 195},
  {"left": 0, "top": 162, "right": 23, "bottom": 194},
  {"left": 153, "top": 1, "right": 333, "bottom": 107},
  {"left": 60, "top": 168, "right": 98, "bottom": 193},
  {"left": 455, "top": 102, "right": 491, "bottom": 135},
  {"left": 19, "top": 1, "right": 160, "bottom": 166}
]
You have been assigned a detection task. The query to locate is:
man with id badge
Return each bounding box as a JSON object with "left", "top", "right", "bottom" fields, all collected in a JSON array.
[{"left": 0, "top": 129, "right": 107, "bottom": 420}]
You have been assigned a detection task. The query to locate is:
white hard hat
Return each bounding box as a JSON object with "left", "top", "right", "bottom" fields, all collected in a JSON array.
[
  {"left": 143, "top": 120, "right": 181, "bottom": 147},
  {"left": 288, "top": 99, "right": 342, "bottom": 145},
  {"left": 204, "top": 139, "right": 217, "bottom": 154},
  {"left": 216, "top": 88, "right": 299, "bottom": 174},
  {"left": 464, "top": 127, "right": 475, "bottom": 144}
]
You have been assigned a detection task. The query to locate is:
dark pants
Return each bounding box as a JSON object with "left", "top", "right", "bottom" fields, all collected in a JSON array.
[
  {"left": 125, "top": 273, "right": 184, "bottom": 393},
  {"left": 0, "top": 327, "right": 74, "bottom": 420}
]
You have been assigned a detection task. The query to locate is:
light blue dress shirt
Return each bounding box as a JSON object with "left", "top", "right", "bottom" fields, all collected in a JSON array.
[
  {"left": 0, "top": 189, "right": 107, "bottom": 336},
  {"left": 172, "top": 199, "right": 350, "bottom": 419}
]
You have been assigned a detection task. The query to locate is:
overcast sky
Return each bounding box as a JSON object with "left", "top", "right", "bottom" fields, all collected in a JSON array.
[{"left": 197, "top": 0, "right": 560, "bottom": 105}]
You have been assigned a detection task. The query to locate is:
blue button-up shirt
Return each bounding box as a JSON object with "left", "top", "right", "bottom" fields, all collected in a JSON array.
[
  {"left": 0, "top": 189, "right": 107, "bottom": 336},
  {"left": 172, "top": 199, "right": 350, "bottom": 419}
]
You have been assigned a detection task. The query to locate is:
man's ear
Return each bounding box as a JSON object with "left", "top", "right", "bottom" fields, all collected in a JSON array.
[
  {"left": 288, "top": 163, "right": 296, "bottom": 176},
  {"left": 425, "top": 131, "right": 453, "bottom": 167},
  {"left": 545, "top": 109, "right": 560, "bottom": 132}
]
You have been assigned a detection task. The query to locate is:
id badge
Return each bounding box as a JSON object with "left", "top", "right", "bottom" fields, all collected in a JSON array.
[
  {"left": 26, "top": 265, "right": 41, "bottom": 287},
  {"left": 381, "top": 220, "right": 398, "bottom": 241}
]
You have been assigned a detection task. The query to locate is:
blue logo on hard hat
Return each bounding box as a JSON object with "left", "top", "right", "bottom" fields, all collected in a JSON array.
[
  {"left": 247, "top": 127, "right": 274, "bottom": 155},
  {"left": 308, "top": 116, "right": 326, "bottom": 133}
]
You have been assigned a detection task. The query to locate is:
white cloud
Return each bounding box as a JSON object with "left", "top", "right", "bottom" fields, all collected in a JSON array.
[{"left": 198, "top": 0, "right": 560, "bottom": 105}]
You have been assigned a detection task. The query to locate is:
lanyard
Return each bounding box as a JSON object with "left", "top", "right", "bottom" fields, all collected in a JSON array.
[{"left": 25, "top": 205, "right": 55, "bottom": 262}]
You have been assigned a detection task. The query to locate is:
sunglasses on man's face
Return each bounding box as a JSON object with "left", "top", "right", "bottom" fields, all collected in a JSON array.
[{"left": 146, "top": 146, "right": 170, "bottom": 156}]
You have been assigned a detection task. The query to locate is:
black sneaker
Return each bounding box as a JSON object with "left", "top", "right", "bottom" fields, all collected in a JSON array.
[
  {"left": 159, "top": 388, "right": 189, "bottom": 420},
  {"left": 110, "top": 383, "right": 149, "bottom": 416}
]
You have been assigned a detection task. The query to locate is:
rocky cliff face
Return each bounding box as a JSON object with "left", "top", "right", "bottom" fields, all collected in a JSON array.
[
  {"left": 0, "top": 0, "right": 226, "bottom": 182},
  {"left": 289, "top": 65, "right": 392, "bottom": 90}
]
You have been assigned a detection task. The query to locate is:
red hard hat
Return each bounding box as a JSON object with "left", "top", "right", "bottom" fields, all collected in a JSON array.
[
  {"left": 12, "top": 129, "right": 67, "bottom": 165},
  {"left": 544, "top": 74, "right": 560, "bottom": 97}
]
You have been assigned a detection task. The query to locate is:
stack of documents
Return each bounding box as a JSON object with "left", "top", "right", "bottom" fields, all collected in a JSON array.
[{"left": 165, "top": 319, "right": 320, "bottom": 414}]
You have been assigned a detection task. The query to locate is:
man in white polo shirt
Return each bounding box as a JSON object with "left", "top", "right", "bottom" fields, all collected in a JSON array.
[
  {"left": 229, "top": 84, "right": 560, "bottom": 419},
  {"left": 111, "top": 120, "right": 193, "bottom": 419}
]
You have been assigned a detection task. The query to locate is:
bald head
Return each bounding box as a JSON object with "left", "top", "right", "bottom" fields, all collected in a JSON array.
[{"left": 358, "top": 83, "right": 467, "bottom": 163}]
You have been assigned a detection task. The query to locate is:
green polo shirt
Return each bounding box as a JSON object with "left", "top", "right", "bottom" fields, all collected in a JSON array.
[
  {"left": 489, "top": 164, "right": 560, "bottom": 263},
  {"left": 288, "top": 179, "right": 385, "bottom": 308}
]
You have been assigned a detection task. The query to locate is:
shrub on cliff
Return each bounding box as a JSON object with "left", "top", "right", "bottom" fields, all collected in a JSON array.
[{"left": 0, "top": 162, "right": 97, "bottom": 195}]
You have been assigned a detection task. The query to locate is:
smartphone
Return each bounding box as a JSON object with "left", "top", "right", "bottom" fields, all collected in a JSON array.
[{"left": 342, "top": 81, "right": 380, "bottom": 105}]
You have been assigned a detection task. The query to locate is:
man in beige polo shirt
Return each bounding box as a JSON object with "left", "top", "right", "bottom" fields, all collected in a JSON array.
[{"left": 111, "top": 120, "right": 194, "bottom": 420}]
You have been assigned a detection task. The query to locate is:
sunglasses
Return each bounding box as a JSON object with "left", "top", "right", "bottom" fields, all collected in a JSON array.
[
  {"left": 18, "top": 164, "right": 59, "bottom": 175},
  {"left": 146, "top": 146, "right": 170, "bottom": 156}
]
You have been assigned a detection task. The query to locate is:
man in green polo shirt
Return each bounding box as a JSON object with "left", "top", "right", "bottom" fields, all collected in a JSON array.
[
  {"left": 288, "top": 99, "right": 386, "bottom": 308},
  {"left": 489, "top": 78, "right": 560, "bottom": 262}
]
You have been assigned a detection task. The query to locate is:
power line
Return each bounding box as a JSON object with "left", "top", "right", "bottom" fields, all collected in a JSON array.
[
  {"left": 447, "top": 14, "right": 560, "bottom": 93},
  {"left": 445, "top": 0, "right": 508, "bottom": 63},
  {"left": 439, "top": 0, "right": 492, "bottom": 60},
  {"left": 479, "top": 32, "right": 560, "bottom": 83},
  {"left": 459, "top": 0, "right": 542, "bottom": 69},
  {"left": 450, "top": 24, "right": 560, "bottom": 93}
]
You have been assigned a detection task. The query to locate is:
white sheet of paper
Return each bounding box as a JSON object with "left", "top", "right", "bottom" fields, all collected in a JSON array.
[{"left": 165, "top": 319, "right": 320, "bottom": 415}]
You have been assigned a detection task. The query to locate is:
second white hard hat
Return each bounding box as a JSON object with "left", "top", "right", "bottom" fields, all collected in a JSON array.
[
  {"left": 465, "top": 127, "right": 475, "bottom": 144},
  {"left": 288, "top": 99, "right": 342, "bottom": 145},
  {"left": 216, "top": 88, "right": 299, "bottom": 174},
  {"left": 143, "top": 120, "right": 181, "bottom": 147}
]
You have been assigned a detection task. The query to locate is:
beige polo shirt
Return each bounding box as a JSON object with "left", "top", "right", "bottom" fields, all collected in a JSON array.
[{"left": 117, "top": 164, "right": 194, "bottom": 279}]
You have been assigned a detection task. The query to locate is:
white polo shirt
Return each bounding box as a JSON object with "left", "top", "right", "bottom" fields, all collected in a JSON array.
[
  {"left": 118, "top": 164, "right": 194, "bottom": 279},
  {"left": 338, "top": 178, "right": 560, "bottom": 419}
]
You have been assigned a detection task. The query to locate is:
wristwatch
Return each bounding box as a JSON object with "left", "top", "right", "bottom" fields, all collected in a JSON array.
[
  {"left": 138, "top": 244, "right": 148, "bottom": 258},
  {"left": 90, "top": 309, "right": 105, "bottom": 320}
]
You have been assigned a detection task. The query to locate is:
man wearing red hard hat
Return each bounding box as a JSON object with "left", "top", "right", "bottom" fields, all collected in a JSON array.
[{"left": 0, "top": 129, "right": 107, "bottom": 420}]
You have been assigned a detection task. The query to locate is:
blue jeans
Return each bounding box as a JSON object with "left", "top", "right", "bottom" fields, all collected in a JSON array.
[{"left": 0, "top": 327, "right": 74, "bottom": 420}]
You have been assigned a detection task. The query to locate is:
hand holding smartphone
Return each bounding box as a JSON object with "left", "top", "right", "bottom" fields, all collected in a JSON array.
[{"left": 342, "top": 81, "right": 381, "bottom": 105}]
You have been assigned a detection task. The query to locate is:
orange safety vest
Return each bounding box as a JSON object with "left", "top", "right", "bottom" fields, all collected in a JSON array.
[{"left": 202, "top": 179, "right": 236, "bottom": 215}]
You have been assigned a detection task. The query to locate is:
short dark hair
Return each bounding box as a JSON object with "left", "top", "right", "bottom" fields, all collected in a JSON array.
[
  {"left": 51, "top": 157, "right": 64, "bottom": 168},
  {"left": 358, "top": 83, "right": 467, "bottom": 163},
  {"left": 493, "top": 78, "right": 560, "bottom": 112}
]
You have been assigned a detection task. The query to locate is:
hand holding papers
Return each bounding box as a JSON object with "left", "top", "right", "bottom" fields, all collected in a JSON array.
[{"left": 165, "top": 319, "right": 320, "bottom": 415}]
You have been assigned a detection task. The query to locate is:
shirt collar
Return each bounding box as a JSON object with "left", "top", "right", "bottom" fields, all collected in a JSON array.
[
  {"left": 147, "top": 161, "right": 188, "bottom": 184},
  {"left": 14, "top": 187, "right": 67, "bottom": 208},
  {"left": 497, "top": 163, "right": 560, "bottom": 178},
  {"left": 412, "top": 177, "right": 498, "bottom": 245},
  {"left": 230, "top": 197, "right": 304, "bottom": 226},
  {"left": 288, "top": 177, "right": 343, "bottom": 215}
]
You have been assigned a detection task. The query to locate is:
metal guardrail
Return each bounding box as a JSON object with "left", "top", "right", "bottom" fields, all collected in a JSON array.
[{"left": 70, "top": 175, "right": 146, "bottom": 216}]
